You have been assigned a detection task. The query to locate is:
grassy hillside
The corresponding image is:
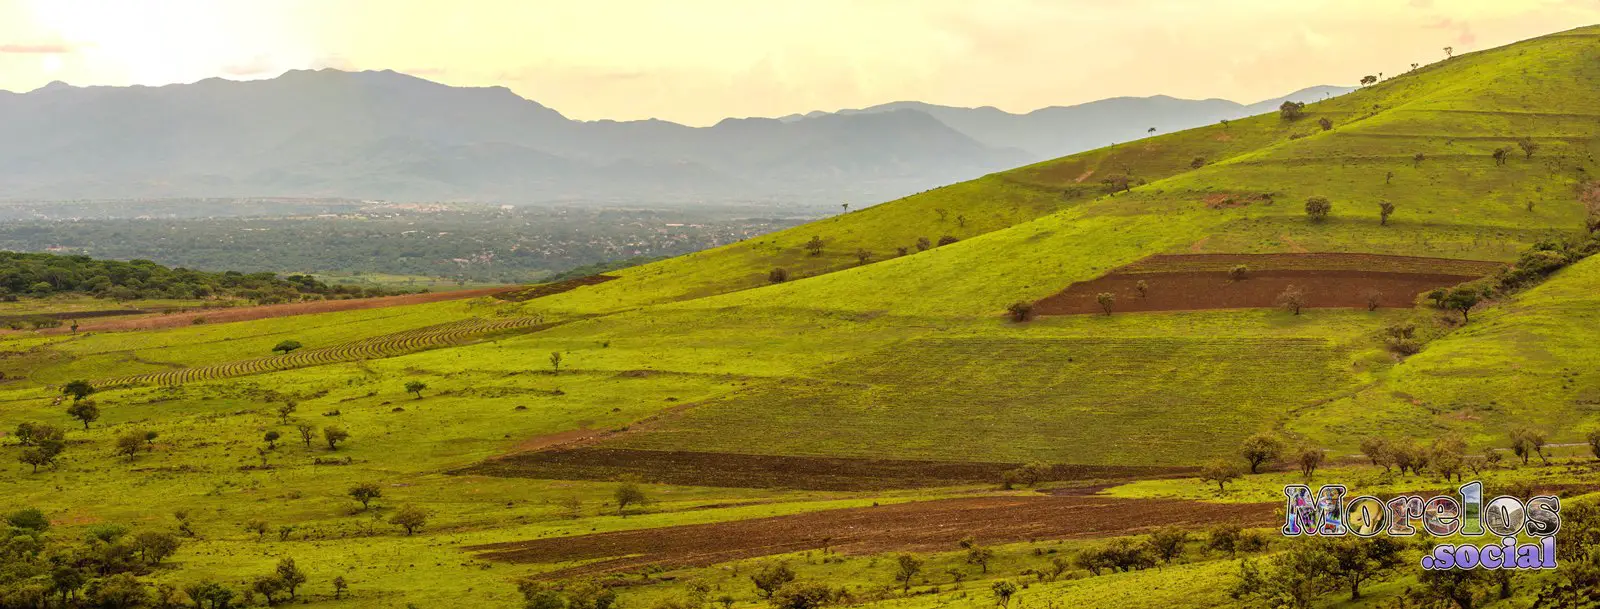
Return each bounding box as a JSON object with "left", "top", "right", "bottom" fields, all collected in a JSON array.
[{"left": 4, "top": 24, "right": 1600, "bottom": 609}]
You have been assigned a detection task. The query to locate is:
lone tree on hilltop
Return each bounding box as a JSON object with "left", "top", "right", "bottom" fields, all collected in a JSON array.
[
  {"left": 1518, "top": 137, "right": 1539, "bottom": 159},
  {"left": 840, "top": 203, "right": 849, "bottom": 213},
  {"left": 1444, "top": 46, "right": 1454, "bottom": 59},
  {"left": 768, "top": 268, "right": 789, "bottom": 284},
  {"left": 549, "top": 351, "right": 562, "bottom": 375},
  {"left": 1148, "top": 127, "right": 1157, "bottom": 135},
  {"left": 1096, "top": 292, "right": 1116, "bottom": 315},
  {"left": 1360, "top": 75, "right": 1377, "bottom": 86},
  {"left": 1240, "top": 433, "right": 1284, "bottom": 474},
  {"left": 272, "top": 340, "right": 303, "bottom": 355},
  {"left": 1378, "top": 201, "right": 1396, "bottom": 225},
  {"left": 1279, "top": 101, "right": 1305, "bottom": 120},
  {"left": 62, "top": 379, "right": 95, "bottom": 403},
  {"left": 1318, "top": 117, "right": 1333, "bottom": 131},
  {"left": 1444, "top": 286, "right": 1481, "bottom": 323},
  {"left": 1006, "top": 301, "right": 1034, "bottom": 323},
  {"left": 1277, "top": 285, "right": 1307, "bottom": 315},
  {"left": 1304, "top": 196, "right": 1332, "bottom": 222},
  {"left": 349, "top": 482, "right": 383, "bottom": 510},
  {"left": 405, "top": 381, "right": 427, "bottom": 399},
  {"left": 1200, "top": 460, "right": 1241, "bottom": 492},
  {"left": 66, "top": 401, "right": 100, "bottom": 430},
  {"left": 323, "top": 426, "right": 349, "bottom": 450},
  {"left": 804, "top": 236, "right": 824, "bottom": 256}
]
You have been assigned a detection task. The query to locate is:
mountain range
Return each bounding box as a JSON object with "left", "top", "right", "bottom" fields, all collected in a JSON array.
[{"left": 0, "top": 70, "right": 1350, "bottom": 205}]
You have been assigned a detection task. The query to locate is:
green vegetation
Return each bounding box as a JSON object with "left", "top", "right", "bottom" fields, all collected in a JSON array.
[
  {"left": 0, "top": 251, "right": 408, "bottom": 303},
  {"left": 4, "top": 24, "right": 1600, "bottom": 609}
]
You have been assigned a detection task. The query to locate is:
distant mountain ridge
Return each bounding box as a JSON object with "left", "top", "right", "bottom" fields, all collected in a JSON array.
[
  {"left": 780, "top": 85, "right": 1355, "bottom": 159},
  {"left": 0, "top": 70, "right": 1350, "bottom": 204}
]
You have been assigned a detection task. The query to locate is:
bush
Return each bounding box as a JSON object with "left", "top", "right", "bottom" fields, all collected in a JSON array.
[
  {"left": 1228, "top": 265, "right": 1249, "bottom": 280},
  {"left": 1006, "top": 301, "right": 1034, "bottom": 322},
  {"left": 1304, "top": 196, "right": 1332, "bottom": 222},
  {"left": 936, "top": 235, "right": 959, "bottom": 246},
  {"left": 768, "top": 268, "right": 789, "bottom": 284}
]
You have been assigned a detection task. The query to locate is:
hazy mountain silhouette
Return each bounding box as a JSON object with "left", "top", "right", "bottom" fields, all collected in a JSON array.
[{"left": 0, "top": 70, "right": 1350, "bottom": 204}]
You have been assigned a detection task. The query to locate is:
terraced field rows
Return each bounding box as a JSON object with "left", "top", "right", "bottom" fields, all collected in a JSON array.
[{"left": 93, "top": 317, "right": 548, "bottom": 387}]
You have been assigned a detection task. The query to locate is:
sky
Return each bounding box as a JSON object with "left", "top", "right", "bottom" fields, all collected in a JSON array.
[{"left": 2, "top": 0, "right": 1598, "bottom": 126}]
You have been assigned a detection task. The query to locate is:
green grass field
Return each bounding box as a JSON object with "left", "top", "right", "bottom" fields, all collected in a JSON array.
[{"left": 5, "top": 25, "right": 1600, "bottom": 609}]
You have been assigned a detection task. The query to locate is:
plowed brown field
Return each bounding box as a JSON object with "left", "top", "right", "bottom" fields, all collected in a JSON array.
[
  {"left": 1035, "top": 253, "right": 1501, "bottom": 315},
  {"left": 463, "top": 448, "right": 1187, "bottom": 491},
  {"left": 470, "top": 494, "right": 1277, "bottom": 578}
]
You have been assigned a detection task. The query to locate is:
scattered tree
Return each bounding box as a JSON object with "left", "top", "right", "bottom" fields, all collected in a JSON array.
[
  {"left": 1413, "top": 152, "right": 1426, "bottom": 167},
  {"left": 961, "top": 538, "right": 996, "bottom": 574},
  {"left": 1378, "top": 201, "right": 1396, "bottom": 225},
  {"left": 323, "top": 426, "right": 349, "bottom": 450},
  {"left": 272, "top": 340, "right": 303, "bottom": 355},
  {"left": 935, "top": 208, "right": 949, "bottom": 222},
  {"left": 405, "top": 380, "right": 427, "bottom": 399},
  {"left": 768, "top": 268, "right": 789, "bottom": 284},
  {"left": 1587, "top": 430, "right": 1600, "bottom": 460},
  {"left": 1240, "top": 433, "right": 1284, "bottom": 474},
  {"left": 1006, "top": 301, "right": 1034, "bottom": 323},
  {"left": 296, "top": 423, "right": 315, "bottom": 449},
  {"left": 1297, "top": 447, "right": 1324, "bottom": 478},
  {"left": 1276, "top": 285, "right": 1307, "bottom": 315},
  {"left": 1279, "top": 101, "right": 1306, "bottom": 120},
  {"left": 991, "top": 581, "right": 1018, "bottom": 608},
  {"left": 1147, "top": 527, "right": 1190, "bottom": 564},
  {"left": 805, "top": 236, "right": 824, "bottom": 256},
  {"left": 1327, "top": 537, "right": 1404, "bottom": 600},
  {"left": 333, "top": 576, "right": 349, "bottom": 600},
  {"left": 276, "top": 401, "right": 297, "bottom": 424},
  {"left": 1304, "top": 196, "right": 1332, "bottom": 222},
  {"left": 855, "top": 249, "right": 873, "bottom": 265},
  {"left": 1510, "top": 427, "right": 1550, "bottom": 465},
  {"left": 1518, "top": 137, "right": 1539, "bottom": 159},
  {"left": 1444, "top": 286, "right": 1482, "bottom": 323},
  {"left": 276, "top": 558, "right": 307, "bottom": 599},
  {"left": 245, "top": 519, "right": 269, "bottom": 541},
  {"left": 1200, "top": 459, "right": 1242, "bottom": 492},
  {"left": 957, "top": 215, "right": 966, "bottom": 228},
  {"left": 1229, "top": 265, "right": 1249, "bottom": 281},
  {"left": 115, "top": 431, "right": 145, "bottom": 459},
  {"left": 66, "top": 401, "right": 100, "bottom": 430},
  {"left": 1359, "top": 437, "right": 1391, "bottom": 469},
  {"left": 390, "top": 505, "right": 428, "bottom": 535},
  {"left": 1148, "top": 127, "right": 1156, "bottom": 135},
  {"left": 349, "top": 482, "right": 383, "bottom": 510},
  {"left": 1135, "top": 280, "right": 1150, "bottom": 299},
  {"left": 1360, "top": 75, "right": 1377, "bottom": 86},
  {"left": 1318, "top": 117, "right": 1333, "bottom": 131},
  {"left": 263, "top": 430, "right": 280, "bottom": 449},
  {"left": 62, "top": 379, "right": 95, "bottom": 403},
  {"left": 1096, "top": 292, "right": 1116, "bottom": 315},
  {"left": 894, "top": 554, "right": 923, "bottom": 593},
  {"left": 614, "top": 482, "right": 646, "bottom": 516},
  {"left": 937, "top": 235, "right": 959, "bottom": 246},
  {"left": 1492, "top": 147, "right": 1510, "bottom": 166},
  {"left": 751, "top": 562, "right": 797, "bottom": 599},
  {"left": 1191, "top": 157, "right": 1207, "bottom": 169},
  {"left": 915, "top": 237, "right": 931, "bottom": 252},
  {"left": 1364, "top": 290, "right": 1383, "bottom": 311},
  {"left": 1444, "top": 46, "right": 1453, "bottom": 59},
  {"left": 132, "top": 531, "right": 181, "bottom": 564}
]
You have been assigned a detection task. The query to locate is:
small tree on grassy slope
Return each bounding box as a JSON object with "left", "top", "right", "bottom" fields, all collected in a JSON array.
[
  {"left": 66, "top": 401, "right": 100, "bottom": 430},
  {"left": 62, "top": 379, "right": 95, "bottom": 403},
  {"left": 614, "top": 482, "right": 646, "bottom": 516},
  {"left": 1378, "top": 201, "right": 1396, "bottom": 225},
  {"left": 1444, "top": 287, "right": 1481, "bottom": 323},
  {"left": 549, "top": 351, "right": 562, "bottom": 375},
  {"left": 323, "top": 426, "right": 349, "bottom": 450},
  {"left": 349, "top": 482, "right": 382, "bottom": 510},
  {"left": 405, "top": 381, "right": 426, "bottom": 399},
  {"left": 894, "top": 554, "right": 923, "bottom": 593},
  {"left": 1304, "top": 197, "right": 1332, "bottom": 222},
  {"left": 272, "top": 340, "right": 303, "bottom": 355},
  {"left": 1200, "top": 459, "right": 1241, "bottom": 492},
  {"left": 1241, "top": 433, "right": 1284, "bottom": 474}
]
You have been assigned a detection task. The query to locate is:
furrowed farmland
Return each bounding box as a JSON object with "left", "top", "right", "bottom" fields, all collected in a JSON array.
[{"left": 6, "top": 24, "right": 1600, "bottom": 609}]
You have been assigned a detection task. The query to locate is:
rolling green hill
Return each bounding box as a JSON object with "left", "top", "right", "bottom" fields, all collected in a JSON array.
[{"left": 5, "top": 24, "right": 1600, "bottom": 609}]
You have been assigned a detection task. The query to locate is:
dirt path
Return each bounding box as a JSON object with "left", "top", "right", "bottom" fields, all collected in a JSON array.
[{"left": 470, "top": 494, "right": 1277, "bottom": 578}]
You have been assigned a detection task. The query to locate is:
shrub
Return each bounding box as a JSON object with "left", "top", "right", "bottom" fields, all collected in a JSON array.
[
  {"left": 1096, "top": 292, "right": 1115, "bottom": 315},
  {"left": 1304, "top": 196, "right": 1332, "bottom": 222},
  {"left": 1276, "top": 285, "right": 1306, "bottom": 315},
  {"left": 936, "top": 235, "right": 958, "bottom": 246},
  {"left": 1279, "top": 101, "right": 1305, "bottom": 120},
  {"left": 1228, "top": 265, "right": 1249, "bottom": 280},
  {"left": 1006, "top": 301, "right": 1034, "bottom": 322},
  {"left": 1318, "top": 117, "right": 1332, "bottom": 131}
]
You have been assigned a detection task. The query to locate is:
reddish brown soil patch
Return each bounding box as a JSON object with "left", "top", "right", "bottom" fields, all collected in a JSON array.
[
  {"left": 460, "top": 448, "right": 1186, "bottom": 491},
  {"left": 64, "top": 287, "right": 517, "bottom": 333},
  {"left": 1035, "top": 253, "right": 1502, "bottom": 315},
  {"left": 496, "top": 275, "right": 618, "bottom": 302},
  {"left": 469, "top": 494, "right": 1276, "bottom": 578}
]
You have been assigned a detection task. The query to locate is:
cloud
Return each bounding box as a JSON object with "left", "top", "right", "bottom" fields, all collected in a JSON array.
[{"left": 0, "top": 42, "right": 75, "bottom": 54}]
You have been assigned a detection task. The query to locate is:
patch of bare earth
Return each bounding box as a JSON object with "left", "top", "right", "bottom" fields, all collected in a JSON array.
[
  {"left": 468, "top": 494, "right": 1276, "bottom": 578},
  {"left": 1034, "top": 253, "right": 1502, "bottom": 315},
  {"left": 459, "top": 448, "right": 1185, "bottom": 491}
]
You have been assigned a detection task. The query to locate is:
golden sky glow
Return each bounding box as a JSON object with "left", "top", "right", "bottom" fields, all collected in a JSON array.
[{"left": 2, "top": 0, "right": 1597, "bottom": 125}]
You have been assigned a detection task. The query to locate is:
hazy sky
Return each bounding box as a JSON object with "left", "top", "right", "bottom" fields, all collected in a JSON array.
[{"left": 2, "top": 0, "right": 1597, "bottom": 125}]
